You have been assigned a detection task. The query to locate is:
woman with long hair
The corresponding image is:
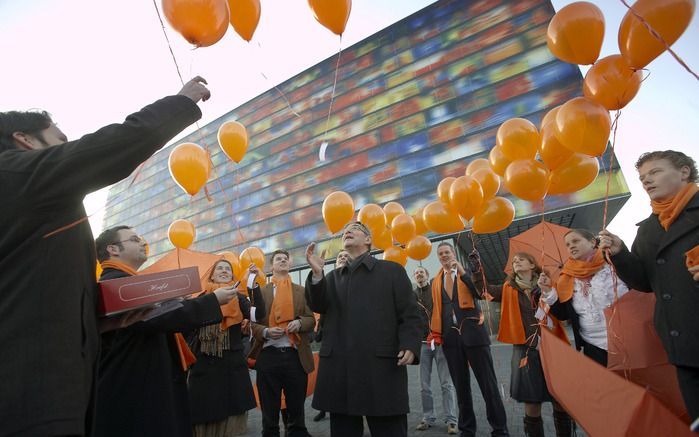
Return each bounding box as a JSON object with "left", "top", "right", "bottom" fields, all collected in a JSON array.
[
  {"left": 472, "top": 252, "right": 572, "bottom": 437},
  {"left": 538, "top": 229, "right": 629, "bottom": 366},
  {"left": 188, "top": 260, "right": 266, "bottom": 437}
]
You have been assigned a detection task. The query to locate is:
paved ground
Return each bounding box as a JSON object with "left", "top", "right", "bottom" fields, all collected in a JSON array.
[{"left": 244, "top": 341, "right": 586, "bottom": 436}]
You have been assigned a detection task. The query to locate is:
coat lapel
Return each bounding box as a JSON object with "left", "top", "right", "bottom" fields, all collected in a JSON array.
[{"left": 656, "top": 194, "right": 699, "bottom": 255}]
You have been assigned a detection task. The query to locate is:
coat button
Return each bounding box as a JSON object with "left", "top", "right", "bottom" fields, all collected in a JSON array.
[
  {"left": 656, "top": 258, "right": 666, "bottom": 265},
  {"left": 670, "top": 330, "right": 680, "bottom": 337},
  {"left": 662, "top": 294, "right": 672, "bottom": 301}
]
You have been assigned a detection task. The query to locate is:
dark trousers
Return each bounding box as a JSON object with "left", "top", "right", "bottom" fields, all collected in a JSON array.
[
  {"left": 329, "top": 413, "right": 407, "bottom": 437},
  {"left": 676, "top": 365, "right": 699, "bottom": 421},
  {"left": 581, "top": 341, "right": 608, "bottom": 367},
  {"left": 255, "top": 347, "right": 309, "bottom": 437},
  {"left": 442, "top": 331, "right": 508, "bottom": 436}
]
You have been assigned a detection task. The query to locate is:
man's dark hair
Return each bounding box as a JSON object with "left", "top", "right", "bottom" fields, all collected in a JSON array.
[
  {"left": 270, "top": 249, "right": 289, "bottom": 263},
  {"left": 437, "top": 241, "right": 455, "bottom": 253},
  {"left": 95, "top": 226, "right": 132, "bottom": 262},
  {"left": 635, "top": 150, "right": 697, "bottom": 183},
  {"left": 414, "top": 266, "right": 429, "bottom": 277},
  {"left": 0, "top": 110, "right": 53, "bottom": 151}
]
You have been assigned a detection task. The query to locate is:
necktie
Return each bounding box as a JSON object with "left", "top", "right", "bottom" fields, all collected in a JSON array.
[{"left": 445, "top": 271, "right": 454, "bottom": 300}]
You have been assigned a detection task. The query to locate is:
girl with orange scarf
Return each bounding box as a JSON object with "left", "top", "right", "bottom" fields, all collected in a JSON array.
[
  {"left": 472, "top": 252, "right": 572, "bottom": 437},
  {"left": 187, "top": 260, "right": 266, "bottom": 437},
  {"left": 538, "top": 229, "right": 629, "bottom": 367}
]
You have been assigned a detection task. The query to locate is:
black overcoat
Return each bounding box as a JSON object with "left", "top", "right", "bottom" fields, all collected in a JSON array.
[
  {"left": 305, "top": 253, "right": 422, "bottom": 416},
  {"left": 188, "top": 286, "right": 266, "bottom": 424},
  {"left": 0, "top": 95, "right": 201, "bottom": 436},
  {"left": 95, "top": 268, "right": 222, "bottom": 437},
  {"left": 610, "top": 192, "right": 699, "bottom": 367}
]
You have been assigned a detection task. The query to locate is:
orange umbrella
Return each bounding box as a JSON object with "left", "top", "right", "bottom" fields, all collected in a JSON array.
[
  {"left": 505, "top": 221, "right": 570, "bottom": 280},
  {"left": 539, "top": 329, "right": 692, "bottom": 436},
  {"left": 605, "top": 290, "right": 688, "bottom": 420}
]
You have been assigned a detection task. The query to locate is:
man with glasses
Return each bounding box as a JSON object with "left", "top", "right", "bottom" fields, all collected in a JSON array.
[
  {"left": 0, "top": 77, "right": 210, "bottom": 437},
  {"left": 93, "top": 225, "right": 237, "bottom": 437},
  {"left": 305, "top": 222, "right": 422, "bottom": 437}
]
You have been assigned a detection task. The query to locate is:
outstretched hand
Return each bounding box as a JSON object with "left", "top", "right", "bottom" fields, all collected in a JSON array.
[
  {"left": 305, "top": 243, "right": 326, "bottom": 278},
  {"left": 178, "top": 76, "right": 211, "bottom": 103}
]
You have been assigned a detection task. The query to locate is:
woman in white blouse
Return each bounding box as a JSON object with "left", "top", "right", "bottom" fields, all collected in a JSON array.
[{"left": 538, "top": 229, "right": 629, "bottom": 366}]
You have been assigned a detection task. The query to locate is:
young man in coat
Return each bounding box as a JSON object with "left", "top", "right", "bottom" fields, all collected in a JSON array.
[
  {"left": 429, "top": 242, "right": 509, "bottom": 437},
  {"left": 0, "top": 77, "right": 209, "bottom": 437},
  {"left": 599, "top": 150, "right": 699, "bottom": 429},
  {"left": 94, "top": 226, "right": 237, "bottom": 437},
  {"left": 305, "top": 222, "right": 422, "bottom": 437},
  {"left": 250, "top": 249, "right": 316, "bottom": 437}
]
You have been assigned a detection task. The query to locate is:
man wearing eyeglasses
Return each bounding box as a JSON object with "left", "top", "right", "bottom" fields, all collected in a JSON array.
[
  {"left": 0, "top": 77, "right": 210, "bottom": 437},
  {"left": 305, "top": 222, "right": 422, "bottom": 437},
  {"left": 93, "top": 225, "right": 238, "bottom": 437}
]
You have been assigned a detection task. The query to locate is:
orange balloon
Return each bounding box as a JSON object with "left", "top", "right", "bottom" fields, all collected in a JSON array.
[
  {"left": 619, "top": 0, "right": 695, "bottom": 69},
  {"left": 583, "top": 55, "right": 643, "bottom": 110},
  {"left": 383, "top": 202, "right": 405, "bottom": 227},
  {"left": 308, "top": 0, "right": 352, "bottom": 35},
  {"left": 496, "top": 118, "right": 540, "bottom": 161},
  {"left": 548, "top": 153, "right": 600, "bottom": 195},
  {"left": 406, "top": 235, "right": 432, "bottom": 261},
  {"left": 413, "top": 207, "right": 429, "bottom": 236},
  {"left": 357, "top": 203, "right": 386, "bottom": 237},
  {"left": 228, "top": 0, "right": 261, "bottom": 41},
  {"left": 391, "top": 213, "right": 417, "bottom": 246},
  {"left": 437, "top": 177, "right": 456, "bottom": 204},
  {"left": 372, "top": 227, "right": 393, "bottom": 250},
  {"left": 240, "top": 246, "right": 265, "bottom": 270},
  {"left": 471, "top": 168, "right": 500, "bottom": 200},
  {"left": 423, "top": 201, "right": 464, "bottom": 234},
  {"left": 218, "top": 251, "right": 242, "bottom": 279},
  {"left": 488, "top": 145, "right": 511, "bottom": 177},
  {"left": 218, "top": 121, "right": 249, "bottom": 163},
  {"left": 322, "top": 191, "right": 355, "bottom": 233},
  {"left": 449, "top": 175, "right": 484, "bottom": 221},
  {"left": 539, "top": 126, "right": 574, "bottom": 171},
  {"left": 546, "top": 1, "right": 605, "bottom": 65},
  {"left": 504, "top": 159, "right": 551, "bottom": 201},
  {"left": 162, "top": 0, "right": 229, "bottom": 47},
  {"left": 555, "top": 97, "right": 611, "bottom": 157},
  {"left": 168, "top": 219, "right": 196, "bottom": 249},
  {"left": 383, "top": 245, "right": 407, "bottom": 266},
  {"left": 169, "top": 143, "right": 210, "bottom": 195},
  {"left": 472, "top": 197, "right": 515, "bottom": 234},
  {"left": 540, "top": 105, "right": 561, "bottom": 131},
  {"left": 465, "top": 159, "right": 491, "bottom": 176}
]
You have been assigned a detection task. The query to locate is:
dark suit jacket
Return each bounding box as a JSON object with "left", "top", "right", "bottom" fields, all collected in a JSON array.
[
  {"left": 610, "top": 192, "right": 699, "bottom": 367},
  {"left": 305, "top": 253, "right": 422, "bottom": 416},
  {"left": 433, "top": 272, "right": 491, "bottom": 347},
  {"left": 0, "top": 95, "right": 201, "bottom": 436},
  {"left": 95, "top": 268, "right": 222, "bottom": 437},
  {"left": 250, "top": 281, "right": 316, "bottom": 374}
]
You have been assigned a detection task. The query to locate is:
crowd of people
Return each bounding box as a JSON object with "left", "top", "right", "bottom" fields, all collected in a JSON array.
[{"left": 1, "top": 77, "right": 697, "bottom": 437}]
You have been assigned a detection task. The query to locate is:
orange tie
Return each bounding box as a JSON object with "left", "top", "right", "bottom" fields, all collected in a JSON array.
[{"left": 445, "top": 271, "right": 454, "bottom": 300}]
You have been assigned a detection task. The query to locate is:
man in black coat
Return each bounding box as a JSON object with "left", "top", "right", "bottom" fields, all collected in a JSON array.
[
  {"left": 94, "top": 226, "right": 237, "bottom": 437},
  {"left": 431, "top": 242, "right": 508, "bottom": 437},
  {"left": 305, "top": 221, "right": 422, "bottom": 437},
  {"left": 0, "top": 77, "right": 209, "bottom": 437},
  {"left": 599, "top": 150, "right": 699, "bottom": 428}
]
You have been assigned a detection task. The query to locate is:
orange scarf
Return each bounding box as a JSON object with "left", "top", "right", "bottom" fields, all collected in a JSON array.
[
  {"left": 686, "top": 246, "right": 699, "bottom": 269},
  {"left": 556, "top": 250, "right": 606, "bottom": 303},
  {"left": 498, "top": 282, "right": 568, "bottom": 345},
  {"left": 651, "top": 183, "right": 698, "bottom": 231},
  {"left": 430, "top": 269, "right": 475, "bottom": 336},
  {"left": 203, "top": 280, "right": 243, "bottom": 329},
  {"left": 99, "top": 259, "right": 196, "bottom": 371},
  {"left": 270, "top": 276, "right": 300, "bottom": 345}
]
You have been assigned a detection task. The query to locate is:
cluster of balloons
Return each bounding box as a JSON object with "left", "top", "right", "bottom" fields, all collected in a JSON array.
[{"left": 162, "top": 0, "right": 351, "bottom": 47}]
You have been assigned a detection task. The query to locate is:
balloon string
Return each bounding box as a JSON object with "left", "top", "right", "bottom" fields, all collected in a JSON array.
[
  {"left": 619, "top": 0, "right": 699, "bottom": 81},
  {"left": 256, "top": 42, "right": 301, "bottom": 118},
  {"left": 320, "top": 37, "right": 344, "bottom": 150},
  {"left": 151, "top": 0, "right": 185, "bottom": 87},
  {"left": 539, "top": 198, "right": 546, "bottom": 269},
  {"left": 602, "top": 110, "right": 622, "bottom": 229},
  {"left": 466, "top": 230, "right": 495, "bottom": 337}
]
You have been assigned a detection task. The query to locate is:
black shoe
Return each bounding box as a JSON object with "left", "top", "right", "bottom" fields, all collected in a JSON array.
[{"left": 313, "top": 411, "right": 326, "bottom": 422}]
